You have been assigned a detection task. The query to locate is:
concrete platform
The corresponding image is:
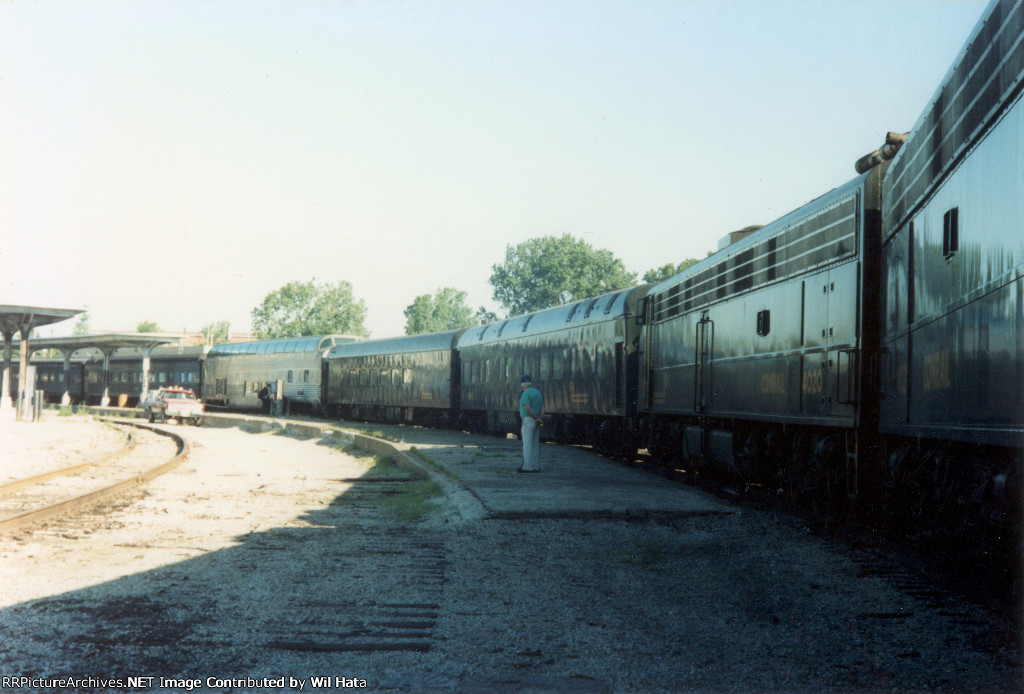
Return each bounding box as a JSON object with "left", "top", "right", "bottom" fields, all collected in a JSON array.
[
  {"left": 394, "top": 427, "right": 734, "bottom": 520},
  {"left": 88, "top": 408, "right": 735, "bottom": 521}
]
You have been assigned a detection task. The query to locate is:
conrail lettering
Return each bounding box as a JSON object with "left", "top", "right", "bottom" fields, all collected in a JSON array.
[
  {"left": 759, "top": 372, "right": 786, "bottom": 395},
  {"left": 922, "top": 349, "right": 952, "bottom": 391}
]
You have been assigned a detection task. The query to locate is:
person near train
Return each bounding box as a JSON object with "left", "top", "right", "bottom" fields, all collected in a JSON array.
[{"left": 518, "top": 375, "right": 544, "bottom": 473}]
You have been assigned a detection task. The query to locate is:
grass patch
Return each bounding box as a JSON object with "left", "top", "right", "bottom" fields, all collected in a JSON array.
[{"left": 380, "top": 480, "right": 442, "bottom": 521}]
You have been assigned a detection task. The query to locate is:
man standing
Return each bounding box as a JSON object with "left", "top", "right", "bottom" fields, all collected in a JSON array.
[{"left": 518, "top": 374, "right": 544, "bottom": 473}]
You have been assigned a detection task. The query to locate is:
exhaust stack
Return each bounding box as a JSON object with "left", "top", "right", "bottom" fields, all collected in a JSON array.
[{"left": 855, "top": 131, "right": 908, "bottom": 173}]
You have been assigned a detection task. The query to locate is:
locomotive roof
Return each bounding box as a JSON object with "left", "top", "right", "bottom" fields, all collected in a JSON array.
[
  {"left": 882, "top": 0, "right": 1021, "bottom": 236},
  {"left": 458, "top": 284, "right": 649, "bottom": 348},
  {"left": 209, "top": 335, "right": 360, "bottom": 356},
  {"left": 325, "top": 329, "right": 464, "bottom": 359},
  {"left": 647, "top": 171, "right": 872, "bottom": 299}
]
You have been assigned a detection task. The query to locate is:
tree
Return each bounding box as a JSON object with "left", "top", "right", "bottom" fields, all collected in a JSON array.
[
  {"left": 251, "top": 279, "right": 369, "bottom": 339},
  {"left": 72, "top": 308, "right": 90, "bottom": 336},
  {"left": 489, "top": 234, "right": 637, "bottom": 316},
  {"left": 475, "top": 306, "right": 499, "bottom": 325},
  {"left": 137, "top": 321, "right": 161, "bottom": 333},
  {"left": 404, "top": 287, "right": 478, "bottom": 335},
  {"left": 642, "top": 258, "right": 701, "bottom": 284},
  {"left": 201, "top": 321, "right": 231, "bottom": 345}
]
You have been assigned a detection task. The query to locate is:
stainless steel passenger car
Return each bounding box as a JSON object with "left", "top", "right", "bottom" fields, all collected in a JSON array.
[
  {"left": 877, "top": 0, "right": 1022, "bottom": 545},
  {"left": 642, "top": 168, "right": 887, "bottom": 494},
  {"left": 323, "top": 330, "right": 464, "bottom": 426},
  {"left": 202, "top": 335, "right": 359, "bottom": 413},
  {"left": 457, "top": 286, "right": 650, "bottom": 455}
]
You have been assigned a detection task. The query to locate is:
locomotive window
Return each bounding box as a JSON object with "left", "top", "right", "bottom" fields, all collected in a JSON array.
[
  {"left": 359, "top": 369, "right": 368, "bottom": 386},
  {"left": 369, "top": 370, "right": 379, "bottom": 386},
  {"left": 59, "top": 373, "right": 65, "bottom": 382},
  {"left": 403, "top": 368, "right": 412, "bottom": 384},
  {"left": 349, "top": 369, "right": 357, "bottom": 385},
  {"left": 391, "top": 369, "right": 400, "bottom": 386},
  {"left": 943, "top": 207, "right": 959, "bottom": 259},
  {"left": 304, "top": 370, "right": 310, "bottom": 383},
  {"left": 552, "top": 352, "right": 564, "bottom": 379},
  {"left": 159, "top": 372, "right": 166, "bottom": 382},
  {"left": 288, "top": 370, "right": 294, "bottom": 383},
  {"left": 757, "top": 309, "right": 771, "bottom": 336}
]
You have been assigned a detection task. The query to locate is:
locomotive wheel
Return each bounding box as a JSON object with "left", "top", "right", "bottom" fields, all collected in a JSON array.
[
  {"left": 805, "top": 436, "right": 844, "bottom": 518},
  {"left": 649, "top": 420, "right": 680, "bottom": 466}
]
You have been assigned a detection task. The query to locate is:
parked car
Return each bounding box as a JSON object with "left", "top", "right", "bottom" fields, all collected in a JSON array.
[{"left": 142, "top": 387, "right": 204, "bottom": 426}]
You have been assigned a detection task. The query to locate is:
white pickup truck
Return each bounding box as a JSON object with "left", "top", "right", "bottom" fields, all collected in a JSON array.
[{"left": 142, "top": 387, "right": 204, "bottom": 426}]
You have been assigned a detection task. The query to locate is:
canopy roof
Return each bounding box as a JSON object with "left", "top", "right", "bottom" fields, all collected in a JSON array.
[
  {"left": 0, "top": 304, "right": 82, "bottom": 336},
  {"left": 7, "top": 333, "right": 183, "bottom": 356}
]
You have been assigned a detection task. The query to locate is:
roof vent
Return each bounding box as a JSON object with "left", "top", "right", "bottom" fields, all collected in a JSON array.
[{"left": 717, "top": 225, "right": 763, "bottom": 251}]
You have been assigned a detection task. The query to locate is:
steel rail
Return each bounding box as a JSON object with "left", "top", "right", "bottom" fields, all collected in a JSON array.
[
  {"left": 0, "top": 419, "right": 190, "bottom": 534},
  {"left": 0, "top": 422, "right": 136, "bottom": 498}
]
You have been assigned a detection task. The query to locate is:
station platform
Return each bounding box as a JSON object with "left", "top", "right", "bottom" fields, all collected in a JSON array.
[
  {"left": 74, "top": 407, "right": 735, "bottom": 521},
  {"left": 214, "top": 413, "right": 731, "bottom": 521},
  {"left": 399, "top": 427, "right": 734, "bottom": 521}
]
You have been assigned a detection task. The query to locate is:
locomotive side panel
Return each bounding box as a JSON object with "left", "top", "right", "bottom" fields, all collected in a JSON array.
[{"left": 882, "top": 93, "right": 1024, "bottom": 446}]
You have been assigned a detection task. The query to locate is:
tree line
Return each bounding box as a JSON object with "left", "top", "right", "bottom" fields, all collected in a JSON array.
[{"left": 128, "top": 234, "right": 703, "bottom": 341}]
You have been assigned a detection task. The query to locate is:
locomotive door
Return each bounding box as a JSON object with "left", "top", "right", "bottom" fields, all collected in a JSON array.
[{"left": 694, "top": 312, "right": 713, "bottom": 412}]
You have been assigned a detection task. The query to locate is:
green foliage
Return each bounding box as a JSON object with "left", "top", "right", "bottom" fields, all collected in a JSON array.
[
  {"left": 201, "top": 320, "right": 231, "bottom": 345},
  {"left": 489, "top": 234, "right": 637, "bottom": 316},
  {"left": 72, "top": 309, "right": 90, "bottom": 336},
  {"left": 136, "top": 320, "right": 161, "bottom": 333},
  {"left": 251, "top": 279, "right": 369, "bottom": 339},
  {"left": 642, "top": 258, "right": 701, "bottom": 284},
  {"left": 404, "top": 287, "right": 478, "bottom": 335},
  {"left": 475, "top": 306, "right": 499, "bottom": 324}
]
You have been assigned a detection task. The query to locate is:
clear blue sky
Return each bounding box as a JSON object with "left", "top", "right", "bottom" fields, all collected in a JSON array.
[{"left": 1, "top": 0, "right": 989, "bottom": 338}]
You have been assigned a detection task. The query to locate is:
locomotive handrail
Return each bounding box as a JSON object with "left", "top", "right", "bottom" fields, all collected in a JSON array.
[{"left": 837, "top": 348, "right": 859, "bottom": 406}]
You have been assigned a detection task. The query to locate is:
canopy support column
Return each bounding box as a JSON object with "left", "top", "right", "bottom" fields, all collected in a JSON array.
[
  {"left": 16, "top": 319, "right": 32, "bottom": 421},
  {"left": 1, "top": 329, "right": 13, "bottom": 413},
  {"left": 60, "top": 350, "right": 73, "bottom": 405},
  {"left": 140, "top": 349, "right": 152, "bottom": 404},
  {"left": 100, "top": 349, "right": 113, "bottom": 407}
]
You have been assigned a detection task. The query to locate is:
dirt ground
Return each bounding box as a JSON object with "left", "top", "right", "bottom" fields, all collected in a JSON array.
[{"left": 0, "top": 412, "right": 1019, "bottom": 693}]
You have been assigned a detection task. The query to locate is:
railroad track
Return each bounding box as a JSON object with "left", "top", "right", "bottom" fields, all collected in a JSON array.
[{"left": 0, "top": 419, "right": 189, "bottom": 535}]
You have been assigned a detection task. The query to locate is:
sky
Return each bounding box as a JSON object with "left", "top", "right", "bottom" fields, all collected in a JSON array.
[{"left": 0, "top": 0, "right": 990, "bottom": 340}]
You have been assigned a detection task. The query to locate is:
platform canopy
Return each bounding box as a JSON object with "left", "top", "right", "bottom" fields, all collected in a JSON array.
[
  {"left": 7, "top": 333, "right": 184, "bottom": 356},
  {"left": 0, "top": 304, "right": 83, "bottom": 337}
]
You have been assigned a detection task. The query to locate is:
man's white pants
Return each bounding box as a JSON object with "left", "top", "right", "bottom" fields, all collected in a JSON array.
[{"left": 521, "top": 417, "right": 541, "bottom": 471}]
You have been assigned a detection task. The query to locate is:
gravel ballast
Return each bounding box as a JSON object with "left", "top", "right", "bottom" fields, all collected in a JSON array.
[{"left": 0, "top": 414, "right": 1019, "bottom": 693}]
